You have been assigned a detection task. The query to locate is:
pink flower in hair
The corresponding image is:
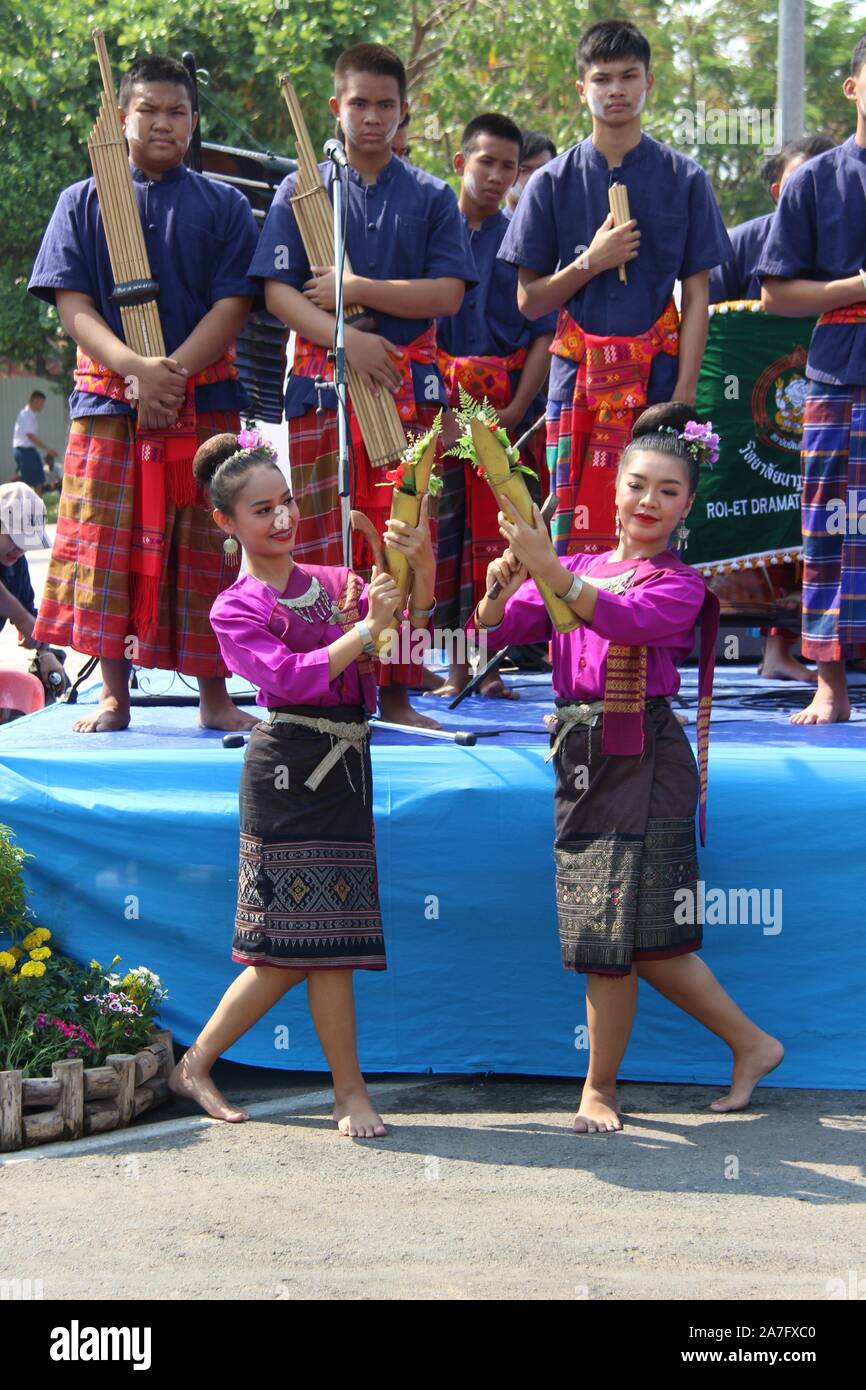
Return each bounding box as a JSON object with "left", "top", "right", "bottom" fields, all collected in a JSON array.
[
  {"left": 237, "top": 428, "right": 262, "bottom": 450},
  {"left": 682, "top": 419, "right": 720, "bottom": 467}
]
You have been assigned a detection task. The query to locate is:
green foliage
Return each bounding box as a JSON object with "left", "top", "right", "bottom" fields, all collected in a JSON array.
[{"left": 0, "top": 825, "right": 35, "bottom": 941}]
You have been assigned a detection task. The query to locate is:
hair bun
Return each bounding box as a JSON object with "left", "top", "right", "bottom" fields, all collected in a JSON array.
[
  {"left": 192, "top": 433, "right": 239, "bottom": 489},
  {"left": 632, "top": 401, "right": 704, "bottom": 440}
]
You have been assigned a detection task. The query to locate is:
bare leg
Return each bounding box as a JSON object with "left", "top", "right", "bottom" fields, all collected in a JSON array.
[
  {"left": 759, "top": 634, "right": 817, "bottom": 683},
  {"left": 72, "top": 657, "right": 131, "bottom": 733},
  {"left": 197, "top": 675, "right": 259, "bottom": 732},
  {"left": 637, "top": 954, "right": 784, "bottom": 1110},
  {"left": 574, "top": 969, "right": 639, "bottom": 1134},
  {"left": 790, "top": 658, "right": 850, "bottom": 724},
  {"left": 169, "top": 964, "right": 306, "bottom": 1120},
  {"left": 379, "top": 683, "right": 441, "bottom": 731},
  {"left": 305, "top": 970, "right": 386, "bottom": 1138}
]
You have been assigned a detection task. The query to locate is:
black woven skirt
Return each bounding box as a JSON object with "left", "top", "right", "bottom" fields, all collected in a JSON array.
[
  {"left": 552, "top": 698, "right": 702, "bottom": 977},
  {"left": 232, "top": 704, "right": 386, "bottom": 971}
]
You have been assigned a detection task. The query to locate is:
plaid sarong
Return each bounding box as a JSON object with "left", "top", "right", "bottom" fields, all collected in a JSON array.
[
  {"left": 287, "top": 402, "right": 444, "bottom": 688},
  {"left": 800, "top": 380, "right": 866, "bottom": 661},
  {"left": 32, "top": 410, "right": 239, "bottom": 677},
  {"left": 546, "top": 299, "right": 680, "bottom": 555}
]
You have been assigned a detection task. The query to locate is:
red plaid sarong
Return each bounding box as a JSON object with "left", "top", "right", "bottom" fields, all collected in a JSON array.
[
  {"left": 32, "top": 410, "right": 240, "bottom": 677},
  {"left": 74, "top": 350, "right": 238, "bottom": 637},
  {"left": 547, "top": 299, "right": 680, "bottom": 553},
  {"left": 287, "top": 402, "right": 444, "bottom": 689},
  {"left": 435, "top": 345, "right": 538, "bottom": 619}
]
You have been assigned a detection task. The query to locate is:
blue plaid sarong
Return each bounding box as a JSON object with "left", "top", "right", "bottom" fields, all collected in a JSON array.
[{"left": 800, "top": 380, "right": 866, "bottom": 661}]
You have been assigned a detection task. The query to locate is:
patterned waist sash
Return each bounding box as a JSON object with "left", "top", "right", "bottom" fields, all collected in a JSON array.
[
  {"left": 435, "top": 347, "right": 527, "bottom": 408},
  {"left": 817, "top": 302, "right": 866, "bottom": 327},
  {"left": 73, "top": 348, "right": 238, "bottom": 638},
  {"left": 549, "top": 297, "right": 680, "bottom": 479},
  {"left": 265, "top": 708, "right": 371, "bottom": 803},
  {"left": 293, "top": 322, "right": 438, "bottom": 434},
  {"left": 543, "top": 577, "right": 720, "bottom": 845}
]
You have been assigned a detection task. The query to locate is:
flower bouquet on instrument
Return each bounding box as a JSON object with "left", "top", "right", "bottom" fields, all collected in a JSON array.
[
  {"left": 446, "top": 388, "right": 580, "bottom": 633},
  {"left": 352, "top": 408, "right": 443, "bottom": 654}
]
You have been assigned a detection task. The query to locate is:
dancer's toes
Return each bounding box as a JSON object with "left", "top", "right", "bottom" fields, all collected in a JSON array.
[
  {"left": 709, "top": 1035, "right": 785, "bottom": 1112},
  {"left": 168, "top": 1056, "right": 250, "bottom": 1122},
  {"left": 334, "top": 1087, "right": 387, "bottom": 1138},
  {"left": 573, "top": 1085, "right": 622, "bottom": 1134}
]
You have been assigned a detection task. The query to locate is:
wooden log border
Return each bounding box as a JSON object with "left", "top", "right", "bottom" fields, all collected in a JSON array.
[{"left": 0, "top": 1028, "right": 174, "bottom": 1152}]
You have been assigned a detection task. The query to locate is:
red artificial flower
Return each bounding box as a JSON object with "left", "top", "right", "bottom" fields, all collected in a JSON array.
[{"left": 385, "top": 463, "right": 405, "bottom": 485}]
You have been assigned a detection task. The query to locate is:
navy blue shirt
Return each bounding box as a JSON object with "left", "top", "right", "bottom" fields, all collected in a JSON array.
[
  {"left": 248, "top": 154, "right": 477, "bottom": 419},
  {"left": 709, "top": 212, "right": 773, "bottom": 303},
  {"left": 437, "top": 209, "right": 556, "bottom": 429},
  {"left": 0, "top": 556, "right": 36, "bottom": 634},
  {"left": 755, "top": 137, "right": 866, "bottom": 386},
  {"left": 28, "top": 163, "right": 260, "bottom": 417},
  {"left": 498, "top": 133, "right": 732, "bottom": 403}
]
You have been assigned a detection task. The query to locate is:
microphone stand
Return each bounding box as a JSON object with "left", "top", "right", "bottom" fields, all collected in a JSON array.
[{"left": 325, "top": 147, "right": 351, "bottom": 569}]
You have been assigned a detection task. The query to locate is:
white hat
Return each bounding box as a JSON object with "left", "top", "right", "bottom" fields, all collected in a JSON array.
[{"left": 0, "top": 482, "right": 50, "bottom": 550}]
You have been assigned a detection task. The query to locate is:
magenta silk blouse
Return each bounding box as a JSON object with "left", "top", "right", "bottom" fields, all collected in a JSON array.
[
  {"left": 209, "top": 564, "right": 378, "bottom": 712},
  {"left": 467, "top": 550, "right": 706, "bottom": 702}
]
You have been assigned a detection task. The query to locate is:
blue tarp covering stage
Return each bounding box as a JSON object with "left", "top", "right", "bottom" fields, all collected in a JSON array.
[{"left": 0, "top": 667, "right": 864, "bottom": 1088}]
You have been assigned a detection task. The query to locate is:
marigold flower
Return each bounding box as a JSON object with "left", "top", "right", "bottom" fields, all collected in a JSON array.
[
  {"left": 19, "top": 961, "right": 46, "bottom": 978},
  {"left": 0, "top": 952, "right": 16, "bottom": 971},
  {"left": 28, "top": 947, "right": 51, "bottom": 961}
]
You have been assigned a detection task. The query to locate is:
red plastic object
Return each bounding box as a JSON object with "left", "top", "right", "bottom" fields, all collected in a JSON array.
[{"left": 0, "top": 669, "right": 45, "bottom": 713}]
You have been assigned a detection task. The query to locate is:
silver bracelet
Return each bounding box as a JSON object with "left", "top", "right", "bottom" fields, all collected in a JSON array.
[
  {"left": 474, "top": 604, "right": 503, "bottom": 631},
  {"left": 409, "top": 599, "right": 436, "bottom": 618},
  {"left": 354, "top": 619, "right": 379, "bottom": 655},
  {"left": 556, "top": 573, "right": 584, "bottom": 604}
]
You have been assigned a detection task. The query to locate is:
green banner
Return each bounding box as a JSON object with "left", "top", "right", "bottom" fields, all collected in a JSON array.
[{"left": 690, "top": 303, "right": 815, "bottom": 569}]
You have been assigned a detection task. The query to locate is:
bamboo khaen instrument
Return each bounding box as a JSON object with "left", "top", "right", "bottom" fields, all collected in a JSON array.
[
  {"left": 469, "top": 418, "right": 580, "bottom": 634},
  {"left": 279, "top": 76, "right": 407, "bottom": 468},
  {"left": 88, "top": 29, "right": 167, "bottom": 358},
  {"left": 350, "top": 423, "right": 439, "bottom": 655},
  {"left": 608, "top": 181, "right": 631, "bottom": 286}
]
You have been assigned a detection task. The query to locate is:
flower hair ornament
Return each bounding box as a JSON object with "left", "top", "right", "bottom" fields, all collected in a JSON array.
[
  {"left": 220, "top": 427, "right": 280, "bottom": 566},
  {"left": 659, "top": 419, "right": 721, "bottom": 468}
]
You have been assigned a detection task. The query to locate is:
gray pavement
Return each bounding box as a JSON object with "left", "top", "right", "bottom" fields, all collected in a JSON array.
[{"left": 2, "top": 1071, "right": 864, "bottom": 1300}]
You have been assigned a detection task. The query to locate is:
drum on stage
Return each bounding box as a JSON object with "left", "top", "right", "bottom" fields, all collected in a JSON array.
[{"left": 691, "top": 301, "right": 816, "bottom": 616}]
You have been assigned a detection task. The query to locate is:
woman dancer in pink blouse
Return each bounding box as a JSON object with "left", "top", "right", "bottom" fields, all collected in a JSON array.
[
  {"left": 169, "top": 429, "right": 435, "bottom": 1137},
  {"left": 471, "top": 406, "right": 784, "bottom": 1133}
]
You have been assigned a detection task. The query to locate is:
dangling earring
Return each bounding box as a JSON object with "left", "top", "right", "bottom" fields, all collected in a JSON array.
[
  {"left": 674, "top": 520, "right": 689, "bottom": 552},
  {"left": 614, "top": 512, "right": 622, "bottom": 538},
  {"left": 223, "top": 534, "right": 240, "bottom": 566}
]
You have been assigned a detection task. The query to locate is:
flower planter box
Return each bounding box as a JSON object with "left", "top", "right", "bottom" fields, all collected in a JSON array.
[{"left": 0, "top": 1027, "right": 174, "bottom": 1152}]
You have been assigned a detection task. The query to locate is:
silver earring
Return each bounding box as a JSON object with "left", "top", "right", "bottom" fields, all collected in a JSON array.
[
  {"left": 674, "top": 521, "right": 689, "bottom": 552},
  {"left": 615, "top": 513, "right": 622, "bottom": 537},
  {"left": 223, "top": 535, "right": 240, "bottom": 566}
]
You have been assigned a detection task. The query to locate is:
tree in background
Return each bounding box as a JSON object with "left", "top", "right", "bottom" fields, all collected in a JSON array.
[{"left": 0, "top": 0, "right": 862, "bottom": 378}]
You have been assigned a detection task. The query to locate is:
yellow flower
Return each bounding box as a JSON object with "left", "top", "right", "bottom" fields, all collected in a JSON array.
[
  {"left": 90, "top": 960, "right": 102, "bottom": 970},
  {"left": 111, "top": 955, "right": 122, "bottom": 965},
  {"left": 0, "top": 952, "right": 16, "bottom": 971},
  {"left": 28, "top": 947, "right": 51, "bottom": 961},
  {"left": 22, "top": 928, "right": 50, "bottom": 950},
  {"left": 19, "top": 961, "right": 46, "bottom": 978}
]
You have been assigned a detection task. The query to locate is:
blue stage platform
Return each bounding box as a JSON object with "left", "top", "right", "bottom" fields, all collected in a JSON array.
[{"left": 0, "top": 666, "right": 864, "bottom": 1089}]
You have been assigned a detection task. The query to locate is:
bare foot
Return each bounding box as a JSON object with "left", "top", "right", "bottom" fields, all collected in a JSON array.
[
  {"left": 790, "top": 692, "right": 850, "bottom": 724},
  {"left": 709, "top": 1034, "right": 785, "bottom": 1112},
  {"left": 333, "top": 1086, "right": 387, "bottom": 1138},
  {"left": 479, "top": 672, "right": 520, "bottom": 700},
  {"left": 421, "top": 666, "right": 447, "bottom": 692},
  {"left": 573, "top": 1084, "right": 622, "bottom": 1133},
  {"left": 759, "top": 657, "right": 817, "bottom": 683},
  {"left": 378, "top": 691, "right": 441, "bottom": 730},
  {"left": 197, "top": 702, "right": 259, "bottom": 732},
  {"left": 168, "top": 1054, "right": 250, "bottom": 1122},
  {"left": 72, "top": 694, "right": 130, "bottom": 733}
]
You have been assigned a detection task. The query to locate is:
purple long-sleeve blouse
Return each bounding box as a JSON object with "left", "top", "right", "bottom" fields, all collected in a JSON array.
[
  {"left": 467, "top": 550, "right": 706, "bottom": 701},
  {"left": 209, "top": 564, "right": 377, "bottom": 712}
]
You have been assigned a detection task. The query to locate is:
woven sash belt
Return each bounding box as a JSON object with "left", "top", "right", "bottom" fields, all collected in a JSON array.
[{"left": 265, "top": 710, "right": 371, "bottom": 802}]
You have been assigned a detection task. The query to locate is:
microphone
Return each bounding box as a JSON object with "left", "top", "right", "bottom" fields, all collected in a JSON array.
[{"left": 324, "top": 138, "right": 348, "bottom": 168}]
